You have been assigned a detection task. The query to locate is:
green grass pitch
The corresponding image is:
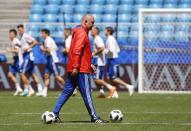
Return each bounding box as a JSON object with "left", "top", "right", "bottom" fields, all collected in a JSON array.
[{"left": 0, "top": 91, "right": 191, "bottom": 131}]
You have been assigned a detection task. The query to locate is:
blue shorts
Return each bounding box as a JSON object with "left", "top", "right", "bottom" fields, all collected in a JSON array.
[
  {"left": 45, "top": 56, "right": 60, "bottom": 76},
  {"left": 107, "top": 58, "right": 120, "bottom": 79},
  {"left": 92, "top": 57, "right": 98, "bottom": 65},
  {"left": 9, "top": 56, "right": 20, "bottom": 74},
  {"left": 20, "top": 52, "right": 35, "bottom": 74},
  {"left": 93, "top": 66, "right": 104, "bottom": 80},
  {"left": 62, "top": 54, "right": 68, "bottom": 64}
]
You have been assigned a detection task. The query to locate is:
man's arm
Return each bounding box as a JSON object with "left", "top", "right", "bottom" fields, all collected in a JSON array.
[
  {"left": 92, "top": 47, "right": 104, "bottom": 56},
  {"left": 41, "top": 46, "right": 51, "bottom": 53},
  {"left": 6, "top": 47, "right": 19, "bottom": 53},
  {"left": 6, "top": 42, "right": 20, "bottom": 53},
  {"left": 29, "top": 40, "right": 37, "bottom": 48},
  {"left": 62, "top": 47, "right": 70, "bottom": 54},
  {"left": 40, "top": 41, "right": 51, "bottom": 54},
  {"left": 24, "top": 34, "right": 38, "bottom": 52},
  {"left": 24, "top": 40, "right": 37, "bottom": 52}
]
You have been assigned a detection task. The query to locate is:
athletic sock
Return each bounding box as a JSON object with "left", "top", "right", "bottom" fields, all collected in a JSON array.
[
  {"left": 125, "top": 84, "right": 131, "bottom": 89},
  {"left": 28, "top": 85, "right": 34, "bottom": 92},
  {"left": 43, "top": 87, "right": 48, "bottom": 92},
  {"left": 24, "top": 85, "right": 29, "bottom": 92},
  {"left": 106, "top": 84, "right": 113, "bottom": 90},
  {"left": 15, "top": 83, "right": 22, "bottom": 91},
  {"left": 37, "top": 84, "right": 43, "bottom": 92}
]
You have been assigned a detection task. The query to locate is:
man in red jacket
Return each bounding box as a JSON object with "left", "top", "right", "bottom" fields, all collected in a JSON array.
[{"left": 52, "top": 14, "right": 107, "bottom": 123}]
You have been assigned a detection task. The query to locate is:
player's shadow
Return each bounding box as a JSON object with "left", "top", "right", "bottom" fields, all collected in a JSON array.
[{"left": 63, "top": 120, "right": 91, "bottom": 123}]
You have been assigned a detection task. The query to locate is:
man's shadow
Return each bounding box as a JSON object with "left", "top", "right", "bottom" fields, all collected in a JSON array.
[{"left": 61, "top": 120, "right": 91, "bottom": 123}]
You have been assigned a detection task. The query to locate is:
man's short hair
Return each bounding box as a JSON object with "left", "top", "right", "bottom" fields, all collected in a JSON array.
[
  {"left": 41, "top": 29, "right": 50, "bottom": 35},
  {"left": 105, "top": 27, "right": 114, "bottom": 35},
  {"left": 94, "top": 26, "right": 100, "bottom": 34},
  {"left": 17, "top": 24, "right": 24, "bottom": 29},
  {"left": 9, "top": 29, "right": 17, "bottom": 35}
]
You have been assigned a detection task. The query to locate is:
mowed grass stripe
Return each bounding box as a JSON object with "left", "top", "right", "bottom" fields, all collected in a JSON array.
[
  {"left": 1, "top": 91, "right": 191, "bottom": 131},
  {"left": 1, "top": 122, "right": 191, "bottom": 126}
]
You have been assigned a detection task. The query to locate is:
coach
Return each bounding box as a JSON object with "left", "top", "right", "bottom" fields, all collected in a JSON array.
[{"left": 52, "top": 14, "right": 107, "bottom": 124}]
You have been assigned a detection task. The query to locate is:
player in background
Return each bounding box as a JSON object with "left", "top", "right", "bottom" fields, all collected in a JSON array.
[
  {"left": 104, "top": 27, "right": 134, "bottom": 96},
  {"left": 62, "top": 28, "right": 78, "bottom": 96},
  {"left": 17, "top": 24, "right": 43, "bottom": 96},
  {"left": 62, "top": 28, "right": 72, "bottom": 55},
  {"left": 39, "top": 29, "right": 65, "bottom": 97},
  {"left": 52, "top": 14, "right": 107, "bottom": 123},
  {"left": 91, "top": 26, "right": 117, "bottom": 98},
  {"left": 6, "top": 29, "right": 23, "bottom": 96}
]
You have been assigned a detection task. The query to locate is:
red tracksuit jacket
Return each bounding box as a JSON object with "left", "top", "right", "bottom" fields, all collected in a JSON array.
[{"left": 67, "top": 26, "right": 92, "bottom": 73}]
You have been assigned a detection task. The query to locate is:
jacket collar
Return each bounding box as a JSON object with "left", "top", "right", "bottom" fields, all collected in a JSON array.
[
  {"left": 81, "top": 25, "right": 89, "bottom": 34},
  {"left": 73, "top": 25, "right": 89, "bottom": 35}
]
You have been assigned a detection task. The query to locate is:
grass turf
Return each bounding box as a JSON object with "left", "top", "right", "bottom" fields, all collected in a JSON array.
[{"left": 0, "top": 91, "right": 191, "bottom": 131}]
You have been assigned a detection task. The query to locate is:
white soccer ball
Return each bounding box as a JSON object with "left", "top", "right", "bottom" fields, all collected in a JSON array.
[
  {"left": 109, "top": 110, "right": 123, "bottom": 122},
  {"left": 41, "top": 111, "right": 56, "bottom": 124}
]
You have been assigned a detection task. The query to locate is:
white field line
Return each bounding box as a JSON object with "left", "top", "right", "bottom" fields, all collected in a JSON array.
[
  {"left": 0, "top": 96, "right": 190, "bottom": 100},
  {"left": 13, "top": 112, "right": 191, "bottom": 115},
  {"left": 1, "top": 122, "right": 191, "bottom": 126}
]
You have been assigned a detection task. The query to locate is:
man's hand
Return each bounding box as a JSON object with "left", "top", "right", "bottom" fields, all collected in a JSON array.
[
  {"left": 6, "top": 48, "right": 11, "bottom": 52},
  {"left": 40, "top": 45, "right": 44, "bottom": 51},
  {"left": 92, "top": 52, "right": 96, "bottom": 57},
  {"left": 71, "top": 68, "right": 78, "bottom": 76},
  {"left": 24, "top": 47, "right": 30, "bottom": 52},
  {"left": 104, "top": 49, "right": 109, "bottom": 54},
  {"left": 91, "top": 64, "right": 96, "bottom": 73},
  {"left": 63, "top": 48, "right": 67, "bottom": 54}
]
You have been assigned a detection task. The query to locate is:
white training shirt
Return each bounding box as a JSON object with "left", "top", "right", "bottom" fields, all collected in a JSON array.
[
  {"left": 105, "top": 35, "right": 120, "bottom": 58},
  {"left": 11, "top": 38, "right": 23, "bottom": 66},
  {"left": 65, "top": 35, "right": 72, "bottom": 50},
  {"left": 19, "top": 33, "right": 35, "bottom": 61},
  {"left": 44, "top": 36, "right": 59, "bottom": 63},
  {"left": 93, "top": 35, "right": 106, "bottom": 66}
]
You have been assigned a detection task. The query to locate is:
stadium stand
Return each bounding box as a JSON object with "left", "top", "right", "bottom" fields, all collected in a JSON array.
[
  {"left": 1, "top": 0, "right": 191, "bottom": 64},
  {"left": 26, "top": 0, "right": 191, "bottom": 64},
  {"left": 0, "top": 0, "right": 32, "bottom": 62}
]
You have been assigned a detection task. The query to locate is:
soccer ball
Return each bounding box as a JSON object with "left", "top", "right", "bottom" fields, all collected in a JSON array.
[
  {"left": 41, "top": 111, "right": 56, "bottom": 124},
  {"left": 109, "top": 110, "right": 123, "bottom": 122}
]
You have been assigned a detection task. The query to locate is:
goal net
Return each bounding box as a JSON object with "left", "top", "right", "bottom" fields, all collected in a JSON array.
[{"left": 138, "top": 9, "right": 191, "bottom": 93}]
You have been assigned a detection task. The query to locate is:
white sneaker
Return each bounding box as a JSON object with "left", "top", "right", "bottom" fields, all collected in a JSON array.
[
  {"left": 13, "top": 88, "right": 23, "bottom": 96},
  {"left": 20, "top": 89, "right": 29, "bottom": 96},
  {"left": 72, "top": 89, "right": 77, "bottom": 96},
  {"left": 112, "top": 91, "right": 119, "bottom": 99},
  {"left": 35, "top": 91, "right": 43, "bottom": 96},
  {"left": 42, "top": 89, "right": 47, "bottom": 97},
  {"left": 127, "top": 85, "right": 135, "bottom": 96},
  {"left": 36, "top": 89, "right": 47, "bottom": 97},
  {"left": 27, "top": 88, "right": 35, "bottom": 97}
]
